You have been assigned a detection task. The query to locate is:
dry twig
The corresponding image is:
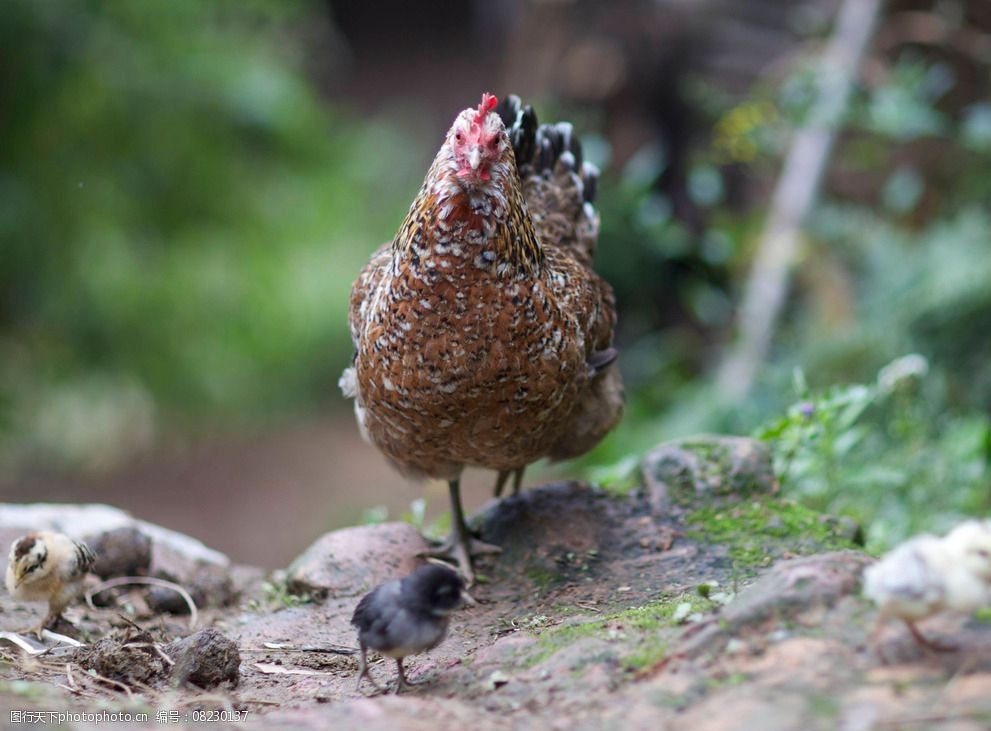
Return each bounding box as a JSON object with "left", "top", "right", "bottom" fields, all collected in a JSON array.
[{"left": 86, "top": 576, "right": 198, "bottom": 629}]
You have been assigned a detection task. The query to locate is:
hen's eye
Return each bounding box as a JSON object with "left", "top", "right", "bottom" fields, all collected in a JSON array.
[{"left": 455, "top": 132, "right": 464, "bottom": 143}]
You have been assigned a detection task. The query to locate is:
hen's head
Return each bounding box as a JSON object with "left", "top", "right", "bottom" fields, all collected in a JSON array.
[{"left": 445, "top": 93, "right": 510, "bottom": 186}]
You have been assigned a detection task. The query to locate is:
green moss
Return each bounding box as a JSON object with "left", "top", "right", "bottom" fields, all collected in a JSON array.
[
  {"left": 525, "top": 566, "right": 560, "bottom": 590},
  {"left": 622, "top": 641, "right": 670, "bottom": 671},
  {"left": 245, "top": 578, "right": 314, "bottom": 612},
  {"left": 974, "top": 607, "right": 991, "bottom": 624},
  {"left": 521, "top": 594, "right": 715, "bottom": 671},
  {"left": 807, "top": 693, "right": 841, "bottom": 719},
  {"left": 704, "top": 672, "right": 750, "bottom": 691},
  {"left": 686, "top": 498, "right": 858, "bottom": 570}
]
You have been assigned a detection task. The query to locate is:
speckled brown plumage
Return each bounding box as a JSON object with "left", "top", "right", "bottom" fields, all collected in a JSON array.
[{"left": 341, "top": 94, "right": 623, "bottom": 579}]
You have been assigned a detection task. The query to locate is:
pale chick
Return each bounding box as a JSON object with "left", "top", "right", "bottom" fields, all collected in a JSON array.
[
  {"left": 864, "top": 519, "right": 991, "bottom": 650},
  {"left": 5, "top": 531, "right": 96, "bottom": 639}
]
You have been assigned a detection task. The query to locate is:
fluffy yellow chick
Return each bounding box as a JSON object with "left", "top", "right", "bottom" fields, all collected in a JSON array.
[
  {"left": 5, "top": 531, "right": 95, "bottom": 639},
  {"left": 864, "top": 519, "right": 991, "bottom": 650}
]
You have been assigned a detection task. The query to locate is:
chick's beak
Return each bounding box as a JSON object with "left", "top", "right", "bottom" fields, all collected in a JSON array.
[
  {"left": 12, "top": 565, "right": 26, "bottom": 588},
  {"left": 461, "top": 589, "right": 477, "bottom": 608}
]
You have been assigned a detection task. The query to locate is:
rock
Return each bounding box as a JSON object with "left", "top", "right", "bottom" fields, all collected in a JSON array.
[
  {"left": 641, "top": 435, "right": 776, "bottom": 509},
  {"left": 676, "top": 551, "right": 874, "bottom": 658},
  {"left": 478, "top": 481, "right": 608, "bottom": 549},
  {"left": 286, "top": 522, "right": 429, "bottom": 600},
  {"left": 151, "top": 564, "right": 235, "bottom": 612},
  {"left": 145, "top": 585, "right": 191, "bottom": 615},
  {"left": 243, "top": 697, "right": 496, "bottom": 731},
  {"left": 823, "top": 514, "right": 866, "bottom": 546},
  {"left": 725, "top": 550, "right": 871, "bottom": 622},
  {"left": 86, "top": 526, "right": 152, "bottom": 579},
  {"left": 476, "top": 482, "right": 616, "bottom": 586},
  {"left": 165, "top": 628, "right": 240, "bottom": 689},
  {"left": 0, "top": 503, "right": 229, "bottom": 567}
]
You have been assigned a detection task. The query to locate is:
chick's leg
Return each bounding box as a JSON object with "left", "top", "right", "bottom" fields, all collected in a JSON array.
[
  {"left": 395, "top": 658, "right": 415, "bottom": 693},
  {"left": 355, "top": 644, "right": 383, "bottom": 693},
  {"left": 904, "top": 620, "right": 957, "bottom": 652},
  {"left": 423, "top": 479, "right": 500, "bottom": 584},
  {"left": 30, "top": 619, "right": 48, "bottom": 642},
  {"left": 33, "top": 598, "right": 70, "bottom": 641}
]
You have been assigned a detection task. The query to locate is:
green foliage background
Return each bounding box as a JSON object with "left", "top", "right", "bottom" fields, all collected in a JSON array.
[
  {"left": 585, "top": 45, "right": 991, "bottom": 550},
  {"left": 0, "top": 0, "right": 420, "bottom": 467},
  {"left": 1, "top": 1, "right": 989, "bottom": 549}
]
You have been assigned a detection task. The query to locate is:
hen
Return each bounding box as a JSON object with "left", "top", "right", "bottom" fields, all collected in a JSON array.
[{"left": 341, "top": 93, "right": 623, "bottom": 580}]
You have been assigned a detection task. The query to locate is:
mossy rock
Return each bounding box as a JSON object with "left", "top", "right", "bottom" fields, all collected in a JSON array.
[
  {"left": 686, "top": 498, "right": 861, "bottom": 571},
  {"left": 641, "top": 435, "right": 776, "bottom": 507}
]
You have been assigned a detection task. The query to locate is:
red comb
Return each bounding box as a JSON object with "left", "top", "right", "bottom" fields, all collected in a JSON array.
[{"left": 474, "top": 93, "right": 498, "bottom": 124}]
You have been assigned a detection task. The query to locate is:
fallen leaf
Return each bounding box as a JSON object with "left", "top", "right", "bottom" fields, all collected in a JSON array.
[{"left": 253, "top": 662, "right": 336, "bottom": 677}]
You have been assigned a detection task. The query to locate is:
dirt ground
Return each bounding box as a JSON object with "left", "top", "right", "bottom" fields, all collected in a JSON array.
[{"left": 2, "top": 446, "right": 991, "bottom": 730}]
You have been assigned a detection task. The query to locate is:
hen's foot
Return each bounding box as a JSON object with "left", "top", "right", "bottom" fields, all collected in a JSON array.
[{"left": 421, "top": 535, "right": 501, "bottom": 585}]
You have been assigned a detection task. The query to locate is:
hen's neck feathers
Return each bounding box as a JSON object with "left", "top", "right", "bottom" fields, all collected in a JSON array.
[{"left": 393, "top": 141, "right": 543, "bottom": 275}]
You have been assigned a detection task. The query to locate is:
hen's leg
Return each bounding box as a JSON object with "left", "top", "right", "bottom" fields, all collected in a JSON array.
[
  {"left": 423, "top": 479, "right": 500, "bottom": 584},
  {"left": 494, "top": 470, "right": 510, "bottom": 498},
  {"left": 510, "top": 468, "right": 525, "bottom": 496},
  {"left": 494, "top": 468, "right": 526, "bottom": 498}
]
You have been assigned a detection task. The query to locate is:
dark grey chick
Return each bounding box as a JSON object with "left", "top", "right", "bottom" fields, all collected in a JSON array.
[{"left": 351, "top": 563, "right": 474, "bottom": 693}]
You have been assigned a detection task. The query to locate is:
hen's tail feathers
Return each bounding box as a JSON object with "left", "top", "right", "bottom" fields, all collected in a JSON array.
[
  {"left": 497, "top": 94, "right": 601, "bottom": 266},
  {"left": 496, "top": 94, "right": 600, "bottom": 206}
]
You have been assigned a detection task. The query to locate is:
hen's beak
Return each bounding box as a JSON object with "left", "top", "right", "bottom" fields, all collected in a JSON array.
[{"left": 468, "top": 147, "right": 482, "bottom": 171}]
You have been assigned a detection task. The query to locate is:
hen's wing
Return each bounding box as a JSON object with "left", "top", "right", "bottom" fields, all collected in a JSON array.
[
  {"left": 340, "top": 242, "right": 391, "bottom": 404},
  {"left": 497, "top": 95, "right": 623, "bottom": 459},
  {"left": 346, "top": 242, "right": 392, "bottom": 351}
]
